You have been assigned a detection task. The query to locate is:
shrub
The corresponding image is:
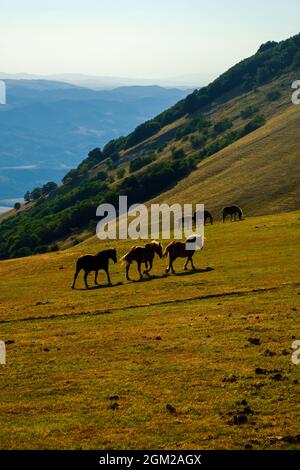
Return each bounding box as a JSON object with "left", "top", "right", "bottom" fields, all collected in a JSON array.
[{"left": 129, "top": 154, "right": 156, "bottom": 173}]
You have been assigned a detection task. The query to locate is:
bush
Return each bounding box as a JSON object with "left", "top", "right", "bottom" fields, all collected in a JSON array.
[
  {"left": 267, "top": 89, "right": 281, "bottom": 101},
  {"left": 213, "top": 118, "right": 233, "bottom": 134},
  {"left": 240, "top": 105, "right": 259, "bottom": 119},
  {"left": 171, "top": 148, "right": 185, "bottom": 160},
  {"left": 241, "top": 114, "right": 266, "bottom": 136},
  {"left": 129, "top": 154, "right": 156, "bottom": 173}
]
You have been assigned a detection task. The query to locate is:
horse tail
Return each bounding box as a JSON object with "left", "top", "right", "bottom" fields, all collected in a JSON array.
[
  {"left": 119, "top": 246, "right": 136, "bottom": 264},
  {"left": 163, "top": 241, "right": 174, "bottom": 258}
]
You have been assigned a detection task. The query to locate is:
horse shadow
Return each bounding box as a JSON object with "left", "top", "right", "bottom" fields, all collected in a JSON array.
[
  {"left": 129, "top": 273, "right": 169, "bottom": 283},
  {"left": 74, "top": 281, "right": 124, "bottom": 291},
  {"left": 173, "top": 266, "right": 214, "bottom": 277}
]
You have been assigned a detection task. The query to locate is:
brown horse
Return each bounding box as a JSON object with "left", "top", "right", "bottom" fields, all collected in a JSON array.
[
  {"left": 223, "top": 206, "right": 243, "bottom": 222},
  {"left": 164, "top": 235, "right": 203, "bottom": 274},
  {"left": 179, "top": 210, "right": 213, "bottom": 229},
  {"left": 72, "top": 248, "right": 117, "bottom": 289},
  {"left": 120, "top": 241, "right": 163, "bottom": 280},
  {"left": 193, "top": 210, "right": 213, "bottom": 225}
]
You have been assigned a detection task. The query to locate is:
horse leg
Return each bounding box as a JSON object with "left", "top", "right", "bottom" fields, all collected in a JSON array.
[
  {"left": 170, "top": 256, "right": 176, "bottom": 274},
  {"left": 165, "top": 255, "right": 174, "bottom": 273},
  {"left": 165, "top": 256, "right": 170, "bottom": 274},
  {"left": 72, "top": 268, "right": 80, "bottom": 289},
  {"left": 145, "top": 259, "right": 153, "bottom": 276},
  {"left": 105, "top": 268, "right": 111, "bottom": 285},
  {"left": 137, "top": 261, "right": 143, "bottom": 279},
  {"left": 143, "top": 260, "right": 149, "bottom": 275},
  {"left": 94, "top": 270, "right": 98, "bottom": 285},
  {"left": 184, "top": 257, "right": 189, "bottom": 270},
  {"left": 126, "top": 261, "right": 131, "bottom": 281},
  {"left": 190, "top": 256, "right": 196, "bottom": 270},
  {"left": 84, "top": 270, "right": 89, "bottom": 289}
]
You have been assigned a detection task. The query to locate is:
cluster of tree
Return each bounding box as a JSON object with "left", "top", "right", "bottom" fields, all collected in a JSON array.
[
  {"left": 24, "top": 181, "right": 58, "bottom": 202},
  {"left": 197, "top": 114, "right": 266, "bottom": 160},
  {"left": 129, "top": 154, "right": 156, "bottom": 173},
  {"left": 267, "top": 89, "right": 281, "bottom": 101},
  {"left": 175, "top": 114, "right": 211, "bottom": 140},
  {"left": 0, "top": 151, "right": 196, "bottom": 259},
  {"left": 62, "top": 148, "right": 106, "bottom": 187},
  {"left": 240, "top": 105, "right": 259, "bottom": 119},
  {"left": 213, "top": 118, "right": 233, "bottom": 135}
]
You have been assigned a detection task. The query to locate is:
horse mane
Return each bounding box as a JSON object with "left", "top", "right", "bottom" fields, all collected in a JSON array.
[
  {"left": 149, "top": 240, "right": 162, "bottom": 247},
  {"left": 119, "top": 246, "right": 138, "bottom": 263}
]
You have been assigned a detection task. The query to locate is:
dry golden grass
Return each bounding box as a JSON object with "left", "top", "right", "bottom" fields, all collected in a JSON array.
[{"left": 0, "top": 210, "right": 299, "bottom": 449}]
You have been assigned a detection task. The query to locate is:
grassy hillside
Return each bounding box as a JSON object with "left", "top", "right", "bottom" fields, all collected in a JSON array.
[
  {"left": 150, "top": 104, "right": 300, "bottom": 217},
  {"left": 0, "top": 210, "right": 299, "bottom": 449}
]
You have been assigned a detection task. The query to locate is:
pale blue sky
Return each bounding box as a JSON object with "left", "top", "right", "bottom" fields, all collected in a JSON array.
[{"left": 1, "top": 0, "right": 299, "bottom": 82}]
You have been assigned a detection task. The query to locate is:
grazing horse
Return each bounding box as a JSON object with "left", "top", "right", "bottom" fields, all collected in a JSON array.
[
  {"left": 120, "top": 241, "right": 163, "bottom": 280},
  {"left": 193, "top": 210, "right": 213, "bottom": 225},
  {"left": 223, "top": 206, "right": 243, "bottom": 222},
  {"left": 72, "top": 248, "right": 117, "bottom": 289},
  {"left": 179, "top": 210, "right": 213, "bottom": 230},
  {"left": 164, "top": 235, "right": 204, "bottom": 274}
]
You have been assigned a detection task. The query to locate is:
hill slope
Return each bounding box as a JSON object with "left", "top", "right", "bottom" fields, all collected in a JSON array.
[{"left": 152, "top": 104, "right": 300, "bottom": 217}]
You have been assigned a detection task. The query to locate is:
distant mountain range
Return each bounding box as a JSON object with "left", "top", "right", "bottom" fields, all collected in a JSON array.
[
  {"left": 0, "top": 72, "right": 210, "bottom": 89},
  {"left": 0, "top": 80, "right": 191, "bottom": 199}
]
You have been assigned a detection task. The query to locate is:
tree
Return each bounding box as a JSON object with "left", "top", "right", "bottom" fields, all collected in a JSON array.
[
  {"left": 14, "top": 202, "right": 21, "bottom": 211},
  {"left": 42, "top": 181, "right": 58, "bottom": 195},
  {"left": 109, "top": 151, "right": 120, "bottom": 164},
  {"left": 171, "top": 148, "right": 185, "bottom": 160},
  {"left": 117, "top": 168, "right": 125, "bottom": 179},
  {"left": 30, "top": 187, "right": 43, "bottom": 201},
  {"left": 24, "top": 191, "right": 31, "bottom": 203},
  {"left": 213, "top": 118, "right": 233, "bottom": 134}
]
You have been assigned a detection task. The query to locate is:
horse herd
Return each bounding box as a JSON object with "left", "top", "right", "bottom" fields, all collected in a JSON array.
[{"left": 71, "top": 205, "right": 243, "bottom": 289}]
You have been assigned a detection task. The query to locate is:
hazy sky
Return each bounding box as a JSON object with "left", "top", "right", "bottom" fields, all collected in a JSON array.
[{"left": 1, "top": 0, "right": 300, "bottom": 82}]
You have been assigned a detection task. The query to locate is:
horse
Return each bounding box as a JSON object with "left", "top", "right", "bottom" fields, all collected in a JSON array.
[
  {"left": 193, "top": 210, "right": 213, "bottom": 225},
  {"left": 72, "top": 248, "right": 117, "bottom": 289},
  {"left": 222, "top": 206, "right": 243, "bottom": 222},
  {"left": 179, "top": 210, "right": 213, "bottom": 230},
  {"left": 120, "top": 241, "right": 163, "bottom": 280},
  {"left": 163, "top": 235, "right": 204, "bottom": 274}
]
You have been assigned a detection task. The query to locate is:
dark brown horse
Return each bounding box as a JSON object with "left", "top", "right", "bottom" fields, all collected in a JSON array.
[
  {"left": 72, "top": 248, "right": 117, "bottom": 289},
  {"left": 120, "top": 241, "right": 163, "bottom": 280},
  {"left": 164, "top": 235, "right": 204, "bottom": 274},
  {"left": 179, "top": 210, "right": 213, "bottom": 229},
  {"left": 193, "top": 210, "right": 213, "bottom": 225},
  {"left": 223, "top": 206, "right": 243, "bottom": 222}
]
